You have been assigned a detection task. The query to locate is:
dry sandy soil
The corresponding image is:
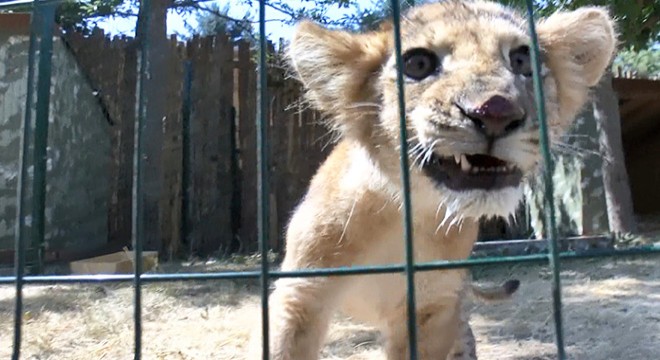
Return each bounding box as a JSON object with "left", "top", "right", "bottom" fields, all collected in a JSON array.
[{"left": 1, "top": 255, "right": 658, "bottom": 360}]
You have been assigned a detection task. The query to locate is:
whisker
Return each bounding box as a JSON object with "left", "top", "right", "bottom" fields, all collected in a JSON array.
[
  {"left": 437, "top": 209, "right": 453, "bottom": 234},
  {"left": 412, "top": 147, "right": 427, "bottom": 169},
  {"left": 422, "top": 140, "right": 438, "bottom": 166},
  {"left": 407, "top": 143, "right": 421, "bottom": 164},
  {"left": 514, "top": 148, "right": 538, "bottom": 156},
  {"left": 338, "top": 198, "right": 358, "bottom": 245},
  {"left": 344, "top": 102, "right": 383, "bottom": 110},
  {"left": 435, "top": 202, "right": 443, "bottom": 219},
  {"left": 346, "top": 111, "right": 381, "bottom": 116}
]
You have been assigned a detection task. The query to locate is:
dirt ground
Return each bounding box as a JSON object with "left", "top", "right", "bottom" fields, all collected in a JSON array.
[{"left": 1, "top": 255, "right": 658, "bottom": 360}]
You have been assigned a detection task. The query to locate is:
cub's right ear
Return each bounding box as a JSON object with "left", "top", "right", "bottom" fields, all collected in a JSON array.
[
  {"left": 537, "top": 7, "right": 617, "bottom": 87},
  {"left": 288, "top": 21, "right": 390, "bottom": 115}
]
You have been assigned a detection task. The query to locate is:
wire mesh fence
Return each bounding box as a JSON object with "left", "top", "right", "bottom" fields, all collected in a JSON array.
[{"left": 1, "top": 0, "right": 659, "bottom": 360}]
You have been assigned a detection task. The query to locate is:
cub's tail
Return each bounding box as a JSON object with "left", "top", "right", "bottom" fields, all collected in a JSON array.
[{"left": 469, "top": 279, "right": 520, "bottom": 303}]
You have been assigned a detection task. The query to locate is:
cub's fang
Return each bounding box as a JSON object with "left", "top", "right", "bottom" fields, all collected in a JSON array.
[{"left": 460, "top": 154, "right": 471, "bottom": 172}]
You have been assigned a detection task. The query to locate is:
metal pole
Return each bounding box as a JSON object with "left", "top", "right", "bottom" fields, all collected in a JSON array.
[
  {"left": 524, "top": 1, "right": 566, "bottom": 358},
  {"left": 257, "top": 1, "right": 271, "bottom": 358}
]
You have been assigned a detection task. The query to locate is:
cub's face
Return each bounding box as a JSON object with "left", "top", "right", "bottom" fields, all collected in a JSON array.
[{"left": 289, "top": 0, "right": 616, "bottom": 219}]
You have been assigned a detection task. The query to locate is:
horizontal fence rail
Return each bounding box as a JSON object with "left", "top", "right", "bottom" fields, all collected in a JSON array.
[
  {"left": 3, "top": 0, "right": 659, "bottom": 360},
  {"left": 2, "top": 246, "right": 659, "bottom": 285}
]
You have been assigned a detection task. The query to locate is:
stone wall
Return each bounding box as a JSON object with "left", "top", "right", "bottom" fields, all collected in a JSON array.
[{"left": 0, "top": 31, "right": 110, "bottom": 253}]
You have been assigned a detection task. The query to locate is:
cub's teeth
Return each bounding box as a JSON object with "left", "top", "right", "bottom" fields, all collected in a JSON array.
[
  {"left": 460, "top": 154, "right": 471, "bottom": 172},
  {"left": 454, "top": 154, "right": 461, "bottom": 164}
]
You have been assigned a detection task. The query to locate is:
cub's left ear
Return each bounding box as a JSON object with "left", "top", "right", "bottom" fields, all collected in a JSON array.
[
  {"left": 287, "top": 21, "right": 390, "bottom": 114},
  {"left": 537, "top": 7, "right": 618, "bottom": 86}
]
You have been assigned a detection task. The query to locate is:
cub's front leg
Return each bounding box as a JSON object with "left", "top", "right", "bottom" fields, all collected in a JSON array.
[
  {"left": 247, "top": 277, "right": 340, "bottom": 360},
  {"left": 447, "top": 317, "right": 477, "bottom": 360},
  {"left": 247, "top": 201, "right": 354, "bottom": 360},
  {"left": 383, "top": 293, "right": 462, "bottom": 360}
]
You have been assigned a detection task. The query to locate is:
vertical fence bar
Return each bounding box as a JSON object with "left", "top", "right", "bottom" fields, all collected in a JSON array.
[
  {"left": 133, "top": 0, "right": 152, "bottom": 358},
  {"left": 181, "top": 60, "right": 193, "bottom": 254},
  {"left": 390, "top": 1, "right": 418, "bottom": 358},
  {"left": 523, "top": 1, "right": 566, "bottom": 359},
  {"left": 257, "top": 0, "right": 271, "bottom": 358},
  {"left": 30, "top": 2, "right": 56, "bottom": 275},
  {"left": 12, "top": 2, "right": 42, "bottom": 359}
]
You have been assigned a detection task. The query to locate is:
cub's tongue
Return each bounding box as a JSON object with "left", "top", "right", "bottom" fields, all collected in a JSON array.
[{"left": 466, "top": 154, "right": 507, "bottom": 168}]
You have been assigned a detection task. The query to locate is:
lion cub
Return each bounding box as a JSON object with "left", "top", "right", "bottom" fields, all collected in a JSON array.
[{"left": 249, "top": 1, "right": 616, "bottom": 359}]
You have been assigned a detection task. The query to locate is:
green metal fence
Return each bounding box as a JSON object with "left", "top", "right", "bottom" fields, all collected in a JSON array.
[{"left": 1, "top": 1, "right": 659, "bottom": 360}]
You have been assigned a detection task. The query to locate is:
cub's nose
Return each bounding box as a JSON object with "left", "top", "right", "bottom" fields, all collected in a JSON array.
[{"left": 460, "top": 95, "right": 525, "bottom": 137}]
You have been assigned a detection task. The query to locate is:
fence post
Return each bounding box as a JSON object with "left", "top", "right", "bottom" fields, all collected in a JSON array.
[
  {"left": 12, "top": 2, "right": 55, "bottom": 358},
  {"left": 135, "top": 0, "right": 167, "bottom": 254},
  {"left": 29, "top": 2, "right": 56, "bottom": 275}
]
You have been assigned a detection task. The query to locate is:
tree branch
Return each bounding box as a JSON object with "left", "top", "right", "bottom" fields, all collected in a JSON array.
[
  {"left": 263, "top": 2, "right": 297, "bottom": 19},
  {"left": 183, "top": 2, "right": 258, "bottom": 41},
  {"left": 85, "top": 10, "right": 138, "bottom": 19},
  {"left": 191, "top": 5, "right": 285, "bottom": 24}
]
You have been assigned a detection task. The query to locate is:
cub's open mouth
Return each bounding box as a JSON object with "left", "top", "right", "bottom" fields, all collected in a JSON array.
[{"left": 422, "top": 153, "right": 523, "bottom": 191}]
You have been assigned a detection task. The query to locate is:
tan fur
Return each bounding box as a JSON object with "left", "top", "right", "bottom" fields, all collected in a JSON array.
[
  {"left": 248, "top": 1, "right": 616, "bottom": 359},
  {"left": 446, "top": 279, "right": 520, "bottom": 359}
]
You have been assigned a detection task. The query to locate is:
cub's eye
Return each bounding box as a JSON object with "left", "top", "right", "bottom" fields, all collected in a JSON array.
[
  {"left": 402, "top": 48, "right": 439, "bottom": 80},
  {"left": 509, "top": 45, "right": 532, "bottom": 77}
]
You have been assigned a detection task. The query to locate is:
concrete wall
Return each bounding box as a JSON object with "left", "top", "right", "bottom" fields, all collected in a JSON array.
[
  {"left": 524, "top": 105, "right": 609, "bottom": 239},
  {"left": 0, "top": 32, "right": 110, "bottom": 252}
]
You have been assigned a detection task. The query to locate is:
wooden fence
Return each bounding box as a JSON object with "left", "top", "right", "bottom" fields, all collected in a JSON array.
[{"left": 64, "top": 31, "right": 330, "bottom": 258}]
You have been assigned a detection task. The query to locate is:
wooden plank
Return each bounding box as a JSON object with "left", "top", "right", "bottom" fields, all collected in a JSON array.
[
  {"left": 114, "top": 40, "right": 137, "bottom": 249},
  {"left": 199, "top": 37, "right": 215, "bottom": 255},
  {"left": 612, "top": 78, "right": 660, "bottom": 99},
  {"left": 188, "top": 36, "right": 215, "bottom": 255},
  {"left": 619, "top": 98, "right": 647, "bottom": 120},
  {"left": 237, "top": 41, "right": 258, "bottom": 253},
  {"left": 187, "top": 36, "right": 202, "bottom": 254},
  {"left": 624, "top": 119, "right": 660, "bottom": 157},
  {"left": 271, "top": 83, "right": 293, "bottom": 254},
  {"left": 214, "top": 33, "right": 236, "bottom": 254},
  {"left": 621, "top": 101, "right": 660, "bottom": 144},
  {"left": 160, "top": 36, "right": 184, "bottom": 259},
  {"left": 202, "top": 36, "right": 222, "bottom": 255}
]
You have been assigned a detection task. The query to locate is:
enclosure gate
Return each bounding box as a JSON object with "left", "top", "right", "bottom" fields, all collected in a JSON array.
[{"left": 1, "top": 1, "right": 659, "bottom": 360}]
